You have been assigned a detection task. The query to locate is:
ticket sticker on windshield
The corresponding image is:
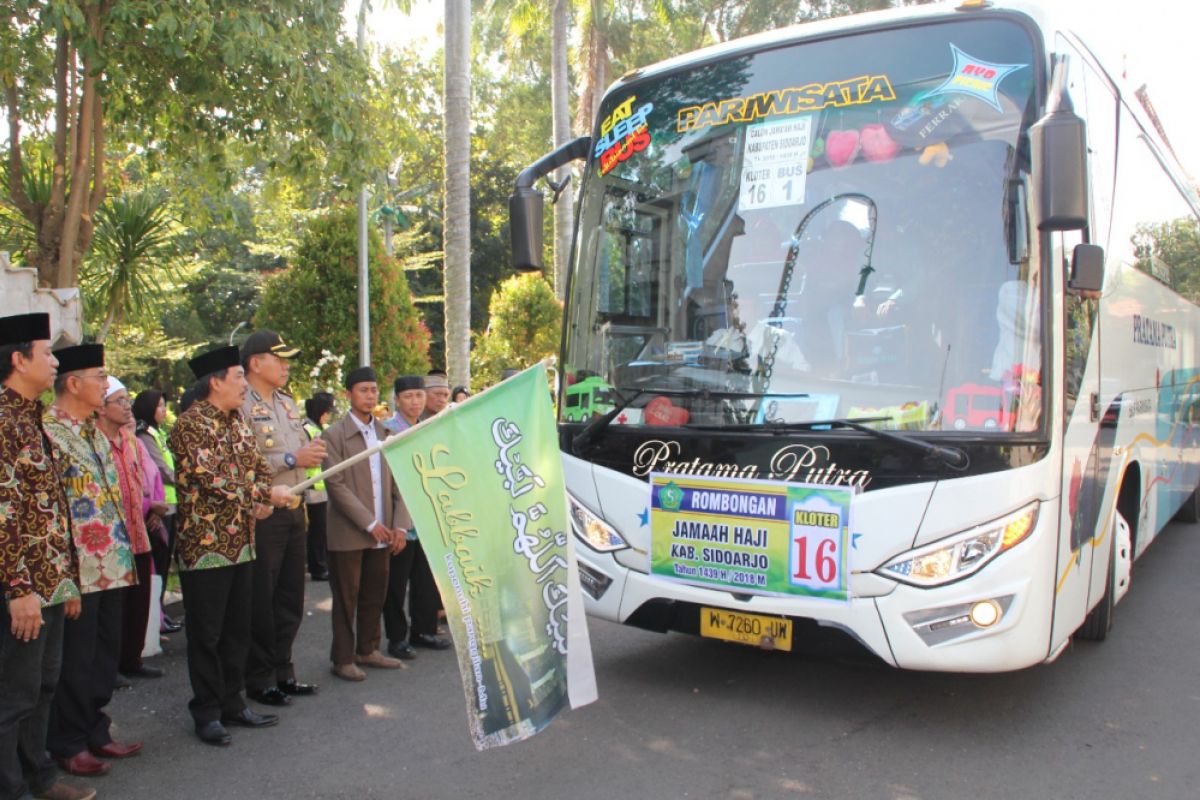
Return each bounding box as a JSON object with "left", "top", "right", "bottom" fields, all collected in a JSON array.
[
  {"left": 739, "top": 115, "right": 812, "bottom": 210},
  {"left": 649, "top": 472, "right": 851, "bottom": 601}
]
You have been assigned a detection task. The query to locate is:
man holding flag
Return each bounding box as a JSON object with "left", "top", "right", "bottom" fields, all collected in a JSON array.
[{"left": 320, "top": 367, "right": 409, "bottom": 681}]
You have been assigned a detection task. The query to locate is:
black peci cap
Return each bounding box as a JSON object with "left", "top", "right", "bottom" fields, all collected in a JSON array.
[
  {"left": 188, "top": 345, "right": 241, "bottom": 380},
  {"left": 53, "top": 343, "right": 105, "bottom": 373},
  {"left": 345, "top": 366, "right": 378, "bottom": 389},
  {"left": 394, "top": 375, "right": 424, "bottom": 394},
  {"left": 0, "top": 313, "right": 51, "bottom": 346}
]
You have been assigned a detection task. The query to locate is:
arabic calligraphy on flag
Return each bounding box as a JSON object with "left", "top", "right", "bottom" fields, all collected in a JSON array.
[{"left": 382, "top": 364, "right": 597, "bottom": 749}]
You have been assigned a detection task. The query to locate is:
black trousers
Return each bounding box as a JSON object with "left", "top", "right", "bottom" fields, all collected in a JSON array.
[
  {"left": 0, "top": 603, "right": 64, "bottom": 800},
  {"left": 382, "top": 539, "right": 440, "bottom": 645},
  {"left": 245, "top": 507, "right": 306, "bottom": 691},
  {"left": 47, "top": 590, "right": 122, "bottom": 758},
  {"left": 180, "top": 562, "right": 253, "bottom": 725},
  {"left": 119, "top": 552, "right": 153, "bottom": 673},
  {"left": 149, "top": 513, "right": 176, "bottom": 599},
  {"left": 305, "top": 502, "right": 328, "bottom": 578}
]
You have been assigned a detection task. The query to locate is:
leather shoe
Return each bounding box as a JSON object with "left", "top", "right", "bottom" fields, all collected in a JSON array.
[
  {"left": 89, "top": 740, "right": 142, "bottom": 759},
  {"left": 32, "top": 781, "right": 96, "bottom": 800},
  {"left": 310, "top": 571, "right": 329, "bottom": 581},
  {"left": 331, "top": 663, "right": 366, "bottom": 682},
  {"left": 411, "top": 633, "right": 452, "bottom": 650},
  {"left": 120, "top": 664, "right": 164, "bottom": 679},
  {"left": 246, "top": 686, "right": 291, "bottom": 706},
  {"left": 55, "top": 751, "right": 110, "bottom": 777},
  {"left": 195, "top": 721, "right": 232, "bottom": 746},
  {"left": 387, "top": 640, "right": 417, "bottom": 660},
  {"left": 277, "top": 678, "right": 318, "bottom": 696},
  {"left": 113, "top": 674, "right": 132, "bottom": 690},
  {"left": 221, "top": 708, "right": 279, "bottom": 728},
  {"left": 161, "top": 614, "right": 183, "bottom": 633},
  {"left": 355, "top": 650, "right": 404, "bottom": 669}
]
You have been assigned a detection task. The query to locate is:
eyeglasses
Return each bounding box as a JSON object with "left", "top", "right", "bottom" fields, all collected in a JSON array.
[
  {"left": 105, "top": 396, "right": 132, "bottom": 407},
  {"left": 79, "top": 372, "right": 109, "bottom": 382}
]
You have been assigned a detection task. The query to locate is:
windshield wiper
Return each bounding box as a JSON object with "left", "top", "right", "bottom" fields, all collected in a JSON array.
[
  {"left": 569, "top": 384, "right": 808, "bottom": 455},
  {"left": 686, "top": 417, "right": 970, "bottom": 470}
]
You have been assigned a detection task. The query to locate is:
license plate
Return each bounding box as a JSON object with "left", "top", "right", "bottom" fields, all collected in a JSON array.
[{"left": 699, "top": 607, "right": 792, "bottom": 651}]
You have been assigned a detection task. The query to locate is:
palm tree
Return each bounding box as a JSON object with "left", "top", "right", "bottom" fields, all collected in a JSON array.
[
  {"left": 81, "top": 191, "right": 181, "bottom": 343},
  {"left": 551, "top": 0, "right": 574, "bottom": 299},
  {"left": 444, "top": 0, "right": 472, "bottom": 387}
]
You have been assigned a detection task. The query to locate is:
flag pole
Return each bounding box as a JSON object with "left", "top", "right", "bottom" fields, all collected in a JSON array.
[{"left": 285, "top": 358, "right": 554, "bottom": 495}]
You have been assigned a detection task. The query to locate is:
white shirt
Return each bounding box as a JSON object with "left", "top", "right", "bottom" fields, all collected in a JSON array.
[{"left": 349, "top": 412, "right": 387, "bottom": 548}]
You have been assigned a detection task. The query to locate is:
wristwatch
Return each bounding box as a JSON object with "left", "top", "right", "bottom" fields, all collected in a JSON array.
[{"left": 283, "top": 452, "right": 297, "bottom": 470}]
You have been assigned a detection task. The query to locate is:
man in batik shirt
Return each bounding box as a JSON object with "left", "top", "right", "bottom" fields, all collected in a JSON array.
[
  {"left": 169, "top": 346, "right": 294, "bottom": 746},
  {"left": 0, "top": 313, "right": 91, "bottom": 800},
  {"left": 42, "top": 344, "right": 140, "bottom": 778}
]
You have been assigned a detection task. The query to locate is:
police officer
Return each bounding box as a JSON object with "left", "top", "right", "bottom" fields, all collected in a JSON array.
[{"left": 239, "top": 331, "right": 324, "bottom": 706}]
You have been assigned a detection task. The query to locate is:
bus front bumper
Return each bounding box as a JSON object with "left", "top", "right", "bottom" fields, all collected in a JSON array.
[{"left": 576, "top": 497, "right": 1060, "bottom": 673}]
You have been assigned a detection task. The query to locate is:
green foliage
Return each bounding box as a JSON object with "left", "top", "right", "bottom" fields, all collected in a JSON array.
[
  {"left": 256, "top": 206, "right": 431, "bottom": 388},
  {"left": 81, "top": 190, "right": 184, "bottom": 340},
  {"left": 1134, "top": 218, "right": 1200, "bottom": 304},
  {"left": 471, "top": 273, "right": 562, "bottom": 387}
]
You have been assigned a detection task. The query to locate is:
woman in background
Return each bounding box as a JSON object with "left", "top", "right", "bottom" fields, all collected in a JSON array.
[
  {"left": 132, "top": 389, "right": 183, "bottom": 634},
  {"left": 304, "top": 392, "right": 336, "bottom": 581}
]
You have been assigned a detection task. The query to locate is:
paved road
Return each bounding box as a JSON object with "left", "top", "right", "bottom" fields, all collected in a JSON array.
[{"left": 97, "top": 521, "right": 1199, "bottom": 800}]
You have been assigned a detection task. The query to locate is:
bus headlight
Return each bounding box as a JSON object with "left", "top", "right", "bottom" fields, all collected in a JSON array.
[
  {"left": 568, "top": 494, "right": 629, "bottom": 552},
  {"left": 878, "top": 502, "right": 1039, "bottom": 587}
]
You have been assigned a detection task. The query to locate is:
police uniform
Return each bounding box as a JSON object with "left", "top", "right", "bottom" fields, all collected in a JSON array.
[{"left": 239, "top": 331, "right": 315, "bottom": 701}]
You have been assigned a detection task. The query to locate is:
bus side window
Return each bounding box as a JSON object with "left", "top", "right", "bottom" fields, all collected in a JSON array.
[{"left": 1109, "top": 110, "right": 1200, "bottom": 300}]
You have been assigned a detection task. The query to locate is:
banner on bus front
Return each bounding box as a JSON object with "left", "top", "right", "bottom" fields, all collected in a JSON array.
[{"left": 648, "top": 473, "right": 853, "bottom": 601}]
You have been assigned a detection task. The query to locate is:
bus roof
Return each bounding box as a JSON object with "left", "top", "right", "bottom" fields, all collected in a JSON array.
[
  {"left": 605, "top": 1, "right": 1055, "bottom": 93},
  {"left": 601, "top": 0, "right": 1195, "bottom": 199}
]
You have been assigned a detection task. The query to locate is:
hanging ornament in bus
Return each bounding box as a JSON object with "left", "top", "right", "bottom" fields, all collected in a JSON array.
[
  {"left": 859, "top": 123, "right": 899, "bottom": 162},
  {"left": 825, "top": 129, "right": 860, "bottom": 169}
]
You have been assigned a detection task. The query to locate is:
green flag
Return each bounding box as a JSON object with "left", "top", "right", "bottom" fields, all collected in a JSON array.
[{"left": 382, "top": 363, "right": 597, "bottom": 749}]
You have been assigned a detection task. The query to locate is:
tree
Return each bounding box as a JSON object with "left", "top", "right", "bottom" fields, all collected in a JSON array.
[
  {"left": 81, "top": 190, "right": 182, "bottom": 342},
  {"left": 443, "top": 0, "right": 472, "bottom": 388},
  {"left": 2, "top": 0, "right": 375, "bottom": 288},
  {"left": 471, "top": 273, "right": 563, "bottom": 387},
  {"left": 256, "top": 206, "right": 431, "bottom": 384}
]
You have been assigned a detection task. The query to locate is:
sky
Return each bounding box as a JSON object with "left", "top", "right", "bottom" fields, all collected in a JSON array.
[{"left": 354, "top": 0, "right": 1200, "bottom": 177}]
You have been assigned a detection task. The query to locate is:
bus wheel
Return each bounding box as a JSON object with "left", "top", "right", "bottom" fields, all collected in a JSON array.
[
  {"left": 1076, "top": 511, "right": 1129, "bottom": 642},
  {"left": 1172, "top": 485, "right": 1200, "bottom": 523},
  {"left": 1112, "top": 511, "right": 1132, "bottom": 604}
]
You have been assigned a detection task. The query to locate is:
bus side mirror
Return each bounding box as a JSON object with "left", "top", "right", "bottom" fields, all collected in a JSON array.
[
  {"left": 509, "top": 135, "right": 593, "bottom": 274},
  {"left": 1069, "top": 243, "right": 1104, "bottom": 294},
  {"left": 1031, "top": 55, "right": 1089, "bottom": 231},
  {"left": 510, "top": 187, "right": 545, "bottom": 272}
]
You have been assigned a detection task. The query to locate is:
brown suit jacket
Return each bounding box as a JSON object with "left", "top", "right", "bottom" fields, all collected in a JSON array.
[{"left": 321, "top": 412, "right": 412, "bottom": 551}]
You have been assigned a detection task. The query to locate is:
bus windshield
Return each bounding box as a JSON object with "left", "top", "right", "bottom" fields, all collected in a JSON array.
[{"left": 564, "top": 17, "right": 1044, "bottom": 434}]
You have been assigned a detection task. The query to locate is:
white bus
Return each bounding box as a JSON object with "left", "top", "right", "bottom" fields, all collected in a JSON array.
[{"left": 510, "top": 0, "right": 1200, "bottom": 671}]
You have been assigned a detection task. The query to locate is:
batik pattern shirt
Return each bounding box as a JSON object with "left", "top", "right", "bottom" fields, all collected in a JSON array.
[
  {"left": 169, "top": 399, "right": 271, "bottom": 571},
  {"left": 106, "top": 427, "right": 152, "bottom": 556},
  {"left": 43, "top": 406, "right": 136, "bottom": 593},
  {"left": 0, "top": 387, "right": 80, "bottom": 606}
]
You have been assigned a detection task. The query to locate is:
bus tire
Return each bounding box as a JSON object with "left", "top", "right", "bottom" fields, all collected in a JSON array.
[
  {"left": 1076, "top": 541, "right": 1114, "bottom": 641},
  {"left": 1172, "top": 485, "right": 1200, "bottom": 523},
  {"left": 1076, "top": 510, "right": 1130, "bottom": 642}
]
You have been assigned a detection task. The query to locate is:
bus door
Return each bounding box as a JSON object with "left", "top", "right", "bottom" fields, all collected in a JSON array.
[{"left": 1050, "top": 40, "right": 1119, "bottom": 645}]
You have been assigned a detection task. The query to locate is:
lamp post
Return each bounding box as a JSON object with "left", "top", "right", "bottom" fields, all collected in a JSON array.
[
  {"left": 356, "top": 3, "right": 371, "bottom": 367},
  {"left": 229, "top": 320, "right": 248, "bottom": 346}
]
